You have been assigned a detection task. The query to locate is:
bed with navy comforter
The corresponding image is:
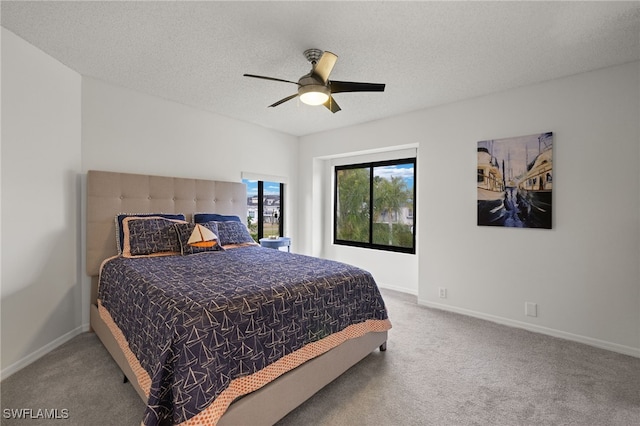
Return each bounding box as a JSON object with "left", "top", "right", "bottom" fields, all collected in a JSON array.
[{"left": 98, "top": 244, "right": 391, "bottom": 425}]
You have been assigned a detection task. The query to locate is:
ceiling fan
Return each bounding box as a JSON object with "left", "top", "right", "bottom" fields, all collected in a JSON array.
[{"left": 244, "top": 49, "right": 385, "bottom": 113}]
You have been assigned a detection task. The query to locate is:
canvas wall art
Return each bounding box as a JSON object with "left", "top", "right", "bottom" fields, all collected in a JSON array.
[{"left": 477, "top": 132, "right": 553, "bottom": 228}]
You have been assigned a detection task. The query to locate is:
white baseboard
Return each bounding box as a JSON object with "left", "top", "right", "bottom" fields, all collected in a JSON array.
[
  {"left": 419, "top": 299, "right": 640, "bottom": 359},
  {"left": 0, "top": 325, "right": 85, "bottom": 381},
  {"left": 378, "top": 283, "right": 418, "bottom": 296}
]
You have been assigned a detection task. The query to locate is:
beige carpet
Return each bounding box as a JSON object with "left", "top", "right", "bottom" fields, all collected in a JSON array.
[{"left": 2, "top": 289, "right": 639, "bottom": 425}]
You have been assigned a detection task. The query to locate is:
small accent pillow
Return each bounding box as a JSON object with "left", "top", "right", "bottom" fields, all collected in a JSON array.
[
  {"left": 193, "top": 213, "right": 241, "bottom": 224},
  {"left": 174, "top": 222, "right": 224, "bottom": 255},
  {"left": 116, "top": 213, "right": 186, "bottom": 254},
  {"left": 121, "top": 216, "right": 185, "bottom": 258},
  {"left": 213, "top": 220, "right": 255, "bottom": 245}
]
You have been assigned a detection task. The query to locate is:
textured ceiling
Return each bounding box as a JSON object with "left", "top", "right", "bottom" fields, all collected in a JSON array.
[{"left": 2, "top": 1, "right": 639, "bottom": 136}]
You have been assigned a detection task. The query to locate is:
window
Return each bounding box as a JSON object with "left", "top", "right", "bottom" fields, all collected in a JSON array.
[
  {"left": 334, "top": 158, "right": 416, "bottom": 254},
  {"left": 243, "top": 179, "right": 283, "bottom": 241}
]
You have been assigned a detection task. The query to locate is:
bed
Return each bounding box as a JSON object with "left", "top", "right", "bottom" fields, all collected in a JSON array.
[{"left": 86, "top": 170, "right": 391, "bottom": 425}]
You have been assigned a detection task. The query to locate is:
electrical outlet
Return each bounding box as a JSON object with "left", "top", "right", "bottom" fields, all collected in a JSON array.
[
  {"left": 525, "top": 302, "right": 537, "bottom": 317},
  {"left": 439, "top": 287, "right": 447, "bottom": 299}
]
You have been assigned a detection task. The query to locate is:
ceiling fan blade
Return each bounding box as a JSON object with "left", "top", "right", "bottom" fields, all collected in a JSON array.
[
  {"left": 324, "top": 96, "right": 341, "bottom": 113},
  {"left": 330, "top": 80, "right": 385, "bottom": 93},
  {"left": 312, "top": 51, "right": 338, "bottom": 83},
  {"left": 244, "top": 74, "right": 299, "bottom": 85},
  {"left": 269, "top": 93, "right": 299, "bottom": 108}
]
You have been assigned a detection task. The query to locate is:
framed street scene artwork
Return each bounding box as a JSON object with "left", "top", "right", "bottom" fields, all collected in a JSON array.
[{"left": 477, "top": 132, "right": 553, "bottom": 229}]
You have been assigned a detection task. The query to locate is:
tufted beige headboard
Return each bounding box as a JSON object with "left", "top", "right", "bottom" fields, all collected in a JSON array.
[{"left": 86, "top": 170, "right": 247, "bottom": 277}]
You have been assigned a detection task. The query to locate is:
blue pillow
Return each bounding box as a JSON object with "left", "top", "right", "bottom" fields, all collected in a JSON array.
[
  {"left": 193, "top": 213, "right": 241, "bottom": 224},
  {"left": 212, "top": 221, "right": 255, "bottom": 245},
  {"left": 121, "top": 216, "right": 184, "bottom": 257},
  {"left": 116, "top": 213, "right": 186, "bottom": 254}
]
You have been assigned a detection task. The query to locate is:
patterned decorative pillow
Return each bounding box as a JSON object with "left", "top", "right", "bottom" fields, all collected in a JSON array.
[
  {"left": 193, "top": 213, "right": 242, "bottom": 224},
  {"left": 213, "top": 221, "right": 255, "bottom": 245},
  {"left": 121, "top": 216, "right": 186, "bottom": 258},
  {"left": 174, "top": 222, "right": 224, "bottom": 255},
  {"left": 115, "top": 213, "right": 186, "bottom": 254}
]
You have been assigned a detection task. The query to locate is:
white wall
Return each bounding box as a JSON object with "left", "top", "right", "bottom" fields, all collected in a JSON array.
[
  {"left": 299, "top": 62, "right": 640, "bottom": 356},
  {"left": 1, "top": 28, "right": 82, "bottom": 377},
  {"left": 81, "top": 77, "right": 298, "bottom": 185}
]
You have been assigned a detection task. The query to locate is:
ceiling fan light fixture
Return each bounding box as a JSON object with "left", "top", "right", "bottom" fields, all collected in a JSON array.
[
  {"left": 299, "top": 84, "right": 330, "bottom": 106},
  {"left": 244, "top": 48, "right": 384, "bottom": 113}
]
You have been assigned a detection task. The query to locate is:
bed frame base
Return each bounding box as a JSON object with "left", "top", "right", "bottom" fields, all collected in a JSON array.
[{"left": 90, "top": 303, "right": 387, "bottom": 425}]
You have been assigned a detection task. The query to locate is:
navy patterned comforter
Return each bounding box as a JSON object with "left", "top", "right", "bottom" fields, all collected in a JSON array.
[{"left": 98, "top": 245, "right": 389, "bottom": 425}]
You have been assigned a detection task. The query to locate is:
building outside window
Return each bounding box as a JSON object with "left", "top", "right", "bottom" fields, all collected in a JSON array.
[{"left": 243, "top": 179, "right": 283, "bottom": 241}]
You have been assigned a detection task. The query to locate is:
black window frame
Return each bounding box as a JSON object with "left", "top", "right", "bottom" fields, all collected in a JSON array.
[
  {"left": 333, "top": 157, "right": 416, "bottom": 254},
  {"left": 255, "top": 181, "right": 284, "bottom": 240}
]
